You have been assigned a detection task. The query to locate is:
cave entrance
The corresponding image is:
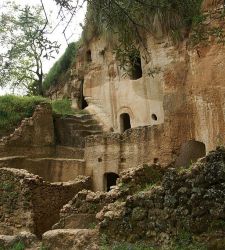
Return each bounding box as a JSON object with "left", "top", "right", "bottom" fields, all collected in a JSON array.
[
  {"left": 120, "top": 113, "right": 131, "bottom": 133},
  {"left": 130, "top": 53, "right": 142, "bottom": 80},
  {"left": 80, "top": 79, "right": 88, "bottom": 109},
  {"left": 104, "top": 172, "right": 119, "bottom": 192},
  {"left": 175, "top": 140, "right": 206, "bottom": 167}
]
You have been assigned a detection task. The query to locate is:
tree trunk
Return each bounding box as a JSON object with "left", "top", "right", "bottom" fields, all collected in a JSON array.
[{"left": 37, "top": 74, "right": 44, "bottom": 96}]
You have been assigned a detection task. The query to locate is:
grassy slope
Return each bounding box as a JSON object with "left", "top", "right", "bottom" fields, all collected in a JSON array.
[
  {"left": 0, "top": 95, "right": 86, "bottom": 137},
  {"left": 0, "top": 95, "right": 46, "bottom": 137}
]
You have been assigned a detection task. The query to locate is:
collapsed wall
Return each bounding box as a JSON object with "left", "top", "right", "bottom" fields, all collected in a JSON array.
[
  {"left": 0, "top": 168, "right": 91, "bottom": 237},
  {"left": 98, "top": 147, "right": 225, "bottom": 247},
  {"left": 0, "top": 103, "right": 55, "bottom": 158}
]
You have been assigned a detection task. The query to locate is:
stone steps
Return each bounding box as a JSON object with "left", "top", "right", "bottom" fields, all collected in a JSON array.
[{"left": 54, "top": 113, "right": 103, "bottom": 148}]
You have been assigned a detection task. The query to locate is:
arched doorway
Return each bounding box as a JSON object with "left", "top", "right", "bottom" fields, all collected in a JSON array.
[
  {"left": 104, "top": 172, "right": 119, "bottom": 192},
  {"left": 175, "top": 140, "right": 206, "bottom": 167},
  {"left": 120, "top": 113, "right": 131, "bottom": 133}
]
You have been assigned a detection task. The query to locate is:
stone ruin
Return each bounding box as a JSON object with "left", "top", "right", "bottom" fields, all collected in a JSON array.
[{"left": 0, "top": 3, "right": 225, "bottom": 250}]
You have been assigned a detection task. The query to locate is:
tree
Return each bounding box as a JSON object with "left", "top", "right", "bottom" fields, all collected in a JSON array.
[
  {"left": 54, "top": 0, "right": 223, "bottom": 46},
  {"left": 0, "top": 3, "right": 60, "bottom": 95}
]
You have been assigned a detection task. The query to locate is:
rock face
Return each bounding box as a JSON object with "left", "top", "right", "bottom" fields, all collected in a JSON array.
[
  {"left": 98, "top": 147, "right": 225, "bottom": 246},
  {"left": 46, "top": 8, "right": 224, "bottom": 191}
]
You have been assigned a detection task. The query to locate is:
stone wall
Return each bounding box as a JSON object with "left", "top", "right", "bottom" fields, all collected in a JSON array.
[
  {"left": 54, "top": 163, "right": 164, "bottom": 230},
  {"left": 98, "top": 147, "right": 225, "bottom": 247},
  {"left": 84, "top": 122, "right": 196, "bottom": 191},
  {"left": 0, "top": 157, "right": 85, "bottom": 183},
  {"left": 0, "top": 103, "right": 55, "bottom": 158},
  {"left": 0, "top": 168, "right": 91, "bottom": 237}
]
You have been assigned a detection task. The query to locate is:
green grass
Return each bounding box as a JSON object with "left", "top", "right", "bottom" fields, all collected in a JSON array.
[
  {"left": 10, "top": 241, "right": 25, "bottom": 250},
  {"left": 0, "top": 241, "right": 26, "bottom": 250},
  {"left": 51, "top": 99, "right": 87, "bottom": 116},
  {"left": 0, "top": 95, "right": 88, "bottom": 137},
  {"left": 0, "top": 95, "right": 46, "bottom": 136},
  {"left": 170, "top": 231, "right": 207, "bottom": 250}
]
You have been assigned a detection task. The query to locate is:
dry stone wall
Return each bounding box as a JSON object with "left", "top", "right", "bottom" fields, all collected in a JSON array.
[
  {"left": 54, "top": 164, "right": 164, "bottom": 230},
  {"left": 98, "top": 147, "right": 225, "bottom": 248},
  {"left": 0, "top": 168, "right": 91, "bottom": 237},
  {"left": 85, "top": 124, "right": 190, "bottom": 191}
]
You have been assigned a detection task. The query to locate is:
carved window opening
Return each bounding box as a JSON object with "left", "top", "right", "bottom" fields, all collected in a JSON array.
[
  {"left": 120, "top": 113, "right": 131, "bottom": 133},
  {"left": 86, "top": 50, "right": 92, "bottom": 62},
  {"left": 130, "top": 53, "right": 142, "bottom": 80},
  {"left": 175, "top": 140, "right": 206, "bottom": 168},
  {"left": 104, "top": 172, "right": 119, "bottom": 192},
  {"left": 151, "top": 114, "right": 158, "bottom": 121}
]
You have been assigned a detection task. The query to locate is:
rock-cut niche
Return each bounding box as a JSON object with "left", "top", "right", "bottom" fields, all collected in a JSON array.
[
  {"left": 86, "top": 49, "right": 92, "bottom": 63},
  {"left": 130, "top": 52, "right": 142, "bottom": 80},
  {"left": 80, "top": 79, "right": 88, "bottom": 109},
  {"left": 120, "top": 113, "right": 131, "bottom": 133},
  {"left": 104, "top": 172, "right": 119, "bottom": 192},
  {"left": 175, "top": 140, "right": 206, "bottom": 167}
]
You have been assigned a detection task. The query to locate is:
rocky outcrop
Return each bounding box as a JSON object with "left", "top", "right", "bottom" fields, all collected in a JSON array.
[
  {"left": 98, "top": 147, "right": 225, "bottom": 248},
  {"left": 42, "top": 229, "right": 99, "bottom": 250},
  {"left": 54, "top": 164, "right": 164, "bottom": 230}
]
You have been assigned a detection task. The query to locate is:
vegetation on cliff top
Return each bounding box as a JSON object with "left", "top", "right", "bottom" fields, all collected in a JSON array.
[
  {"left": 80, "top": 0, "right": 222, "bottom": 47},
  {"left": 43, "top": 42, "right": 79, "bottom": 92}
]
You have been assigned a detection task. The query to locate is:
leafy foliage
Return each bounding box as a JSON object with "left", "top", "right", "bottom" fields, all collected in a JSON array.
[
  {"left": 0, "top": 3, "right": 60, "bottom": 95},
  {"left": 0, "top": 95, "right": 46, "bottom": 136},
  {"left": 43, "top": 42, "right": 79, "bottom": 91},
  {"left": 82, "top": 0, "right": 204, "bottom": 46}
]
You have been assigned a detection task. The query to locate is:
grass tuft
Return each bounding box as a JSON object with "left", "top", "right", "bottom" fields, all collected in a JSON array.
[{"left": 0, "top": 95, "right": 46, "bottom": 136}]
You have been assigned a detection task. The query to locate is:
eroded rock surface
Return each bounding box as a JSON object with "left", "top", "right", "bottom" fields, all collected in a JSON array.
[{"left": 42, "top": 229, "right": 99, "bottom": 250}]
